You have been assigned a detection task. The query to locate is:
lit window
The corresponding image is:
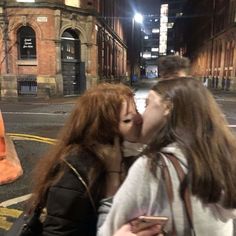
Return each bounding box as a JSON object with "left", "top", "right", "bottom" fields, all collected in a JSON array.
[
  {"left": 65, "top": 0, "right": 80, "bottom": 7},
  {"left": 176, "top": 12, "right": 183, "bottom": 17},
  {"left": 151, "top": 48, "right": 159, "bottom": 52},
  {"left": 168, "top": 23, "right": 174, "bottom": 28},
  {"left": 143, "top": 52, "right": 151, "bottom": 59},
  {"left": 152, "top": 28, "right": 159, "bottom": 33},
  {"left": 144, "top": 36, "right": 149, "bottom": 39}
]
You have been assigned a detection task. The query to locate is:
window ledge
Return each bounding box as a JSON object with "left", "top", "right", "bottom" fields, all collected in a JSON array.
[{"left": 16, "top": 60, "right": 37, "bottom": 66}]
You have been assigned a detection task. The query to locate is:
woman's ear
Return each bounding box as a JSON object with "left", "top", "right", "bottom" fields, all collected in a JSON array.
[{"left": 163, "top": 101, "right": 172, "bottom": 116}]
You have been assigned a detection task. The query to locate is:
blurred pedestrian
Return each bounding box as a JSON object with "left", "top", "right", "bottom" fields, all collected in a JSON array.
[
  {"left": 26, "top": 83, "right": 150, "bottom": 236},
  {"left": 99, "top": 77, "right": 236, "bottom": 236},
  {"left": 158, "top": 55, "right": 190, "bottom": 80}
]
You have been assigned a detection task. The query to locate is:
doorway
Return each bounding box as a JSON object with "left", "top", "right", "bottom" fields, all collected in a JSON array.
[{"left": 61, "top": 29, "right": 81, "bottom": 95}]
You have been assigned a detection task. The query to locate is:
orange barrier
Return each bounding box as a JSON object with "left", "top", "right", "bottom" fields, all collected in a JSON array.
[
  {"left": 0, "top": 111, "right": 6, "bottom": 159},
  {"left": 0, "top": 111, "right": 6, "bottom": 160},
  {"left": 0, "top": 111, "right": 23, "bottom": 185}
]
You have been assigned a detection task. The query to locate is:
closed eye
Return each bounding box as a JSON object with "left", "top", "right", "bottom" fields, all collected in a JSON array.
[{"left": 123, "top": 119, "right": 131, "bottom": 123}]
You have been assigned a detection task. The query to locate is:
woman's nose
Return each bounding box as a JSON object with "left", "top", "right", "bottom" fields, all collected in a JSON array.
[{"left": 134, "top": 113, "right": 143, "bottom": 125}]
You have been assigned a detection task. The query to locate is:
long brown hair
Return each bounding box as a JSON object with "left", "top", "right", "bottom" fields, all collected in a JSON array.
[
  {"left": 29, "top": 83, "right": 134, "bottom": 209},
  {"left": 146, "top": 77, "right": 236, "bottom": 208}
]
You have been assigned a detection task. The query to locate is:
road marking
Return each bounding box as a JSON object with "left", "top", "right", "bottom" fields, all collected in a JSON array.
[
  {"left": 0, "top": 216, "right": 13, "bottom": 231},
  {"left": 0, "top": 207, "right": 22, "bottom": 217},
  {"left": 7, "top": 133, "right": 55, "bottom": 142},
  {"left": 2, "top": 111, "right": 67, "bottom": 116},
  {"left": 0, "top": 194, "right": 32, "bottom": 207},
  {"left": 6, "top": 133, "right": 56, "bottom": 145},
  {"left": 0, "top": 208, "right": 23, "bottom": 230},
  {"left": 0, "top": 133, "right": 53, "bottom": 231},
  {"left": 0, "top": 134, "right": 56, "bottom": 231},
  {"left": 10, "top": 136, "right": 55, "bottom": 144}
]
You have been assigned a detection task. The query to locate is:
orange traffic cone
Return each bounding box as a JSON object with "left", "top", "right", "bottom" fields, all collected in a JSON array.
[
  {"left": 0, "top": 111, "right": 23, "bottom": 185},
  {"left": 0, "top": 111, "right": 6, "bottom": 160}
]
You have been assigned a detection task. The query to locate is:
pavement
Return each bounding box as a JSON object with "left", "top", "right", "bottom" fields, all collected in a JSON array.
[
  {"left": 0, "top": 79, "right": 235, "bottom": 105},
  {"left": 0, "top": 80, "right": 156, "bottom": 105},
  {"left": 210, "top": 89, "right": 236, "bottom": 102}
]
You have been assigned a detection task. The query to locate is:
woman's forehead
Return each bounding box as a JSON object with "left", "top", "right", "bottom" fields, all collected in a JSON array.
[
  {"left": 148, "top": 90, "right": 159, "bottom": 99},
  {"left": 121, "top": 99, "right": 135, "bottom": 111}
]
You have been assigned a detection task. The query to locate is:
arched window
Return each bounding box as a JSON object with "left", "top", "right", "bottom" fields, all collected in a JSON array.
[
  {"left": 61, "top": 29, "right": 80, "bottom": 61},
  {"left": 17, "top": 26, "right": 36, "bottom": 60}
]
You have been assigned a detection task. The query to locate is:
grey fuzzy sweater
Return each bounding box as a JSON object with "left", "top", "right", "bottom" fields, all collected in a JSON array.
[{"left": 98, "top": 144, "right": 236, "bottom": 236}]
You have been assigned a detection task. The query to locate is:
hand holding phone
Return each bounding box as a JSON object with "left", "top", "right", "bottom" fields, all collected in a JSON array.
[{"left": 130, "top": 215, "right": 168, "bottom": 234}]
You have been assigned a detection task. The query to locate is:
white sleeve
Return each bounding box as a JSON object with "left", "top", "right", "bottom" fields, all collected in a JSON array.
[
  {"left": 214, "top": 204, "right": 236, "bottom": 221},
  {"left": 98, "top": 156, "right": 160, "bottom": 236}
]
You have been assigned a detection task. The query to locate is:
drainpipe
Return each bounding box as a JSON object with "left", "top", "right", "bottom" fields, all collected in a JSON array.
[
  {"left": 210, "top": 0, "right": 216, "bottom": 78},
  {"left": 3, "top": 1, "right": 9, "bottom": 74}
]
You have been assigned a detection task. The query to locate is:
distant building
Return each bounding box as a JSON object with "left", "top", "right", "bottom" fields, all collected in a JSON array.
[
  {"left": 138, "top": 1, "right": 186, "bottom": 79},
  {"left": 140, "top": 14, "right": 159, "bottom": 79},
  {"left": 0, "top": 0, "right": 129, "bottom": 99},
  {"left": 174, "top": 0, "right": 236, "bottom": 91},
  {"left": 160, "top": 0, "right": 187, "bottom": 56}
]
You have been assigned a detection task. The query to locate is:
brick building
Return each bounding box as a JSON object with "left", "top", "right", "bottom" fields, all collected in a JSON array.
[
  {"left": 174, "top": 0, "right": 236, "bottom": 91},
  {"left": 0, "top": 0, "right": 129, "bottom": 98}
]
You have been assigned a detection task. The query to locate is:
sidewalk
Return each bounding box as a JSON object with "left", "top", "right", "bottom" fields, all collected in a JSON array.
[
  {"left": 0, "top": 95, "right": 80, "bottom": 105},
  {"left": 210, "top": 89, "right": 236, "bottom": 102},
  {"left": 0, "top": 80, "right": 235, "bottom": 105},
  {"left": 0, "top": 80, "right": 155, "bottom": 105}
]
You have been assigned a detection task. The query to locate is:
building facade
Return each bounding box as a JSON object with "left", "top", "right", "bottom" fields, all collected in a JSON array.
[
  {"left": 175, "top": 0, "right": 236, "bottom": 91},
  {"left": 0, "top": 0, "right": 129, "bottom": 99},
  {"left": 140, "top": 14, "right": 159, "bottom": 79},
  {"left": 160, "top": 0, "right": 187, "bottom": 56}
]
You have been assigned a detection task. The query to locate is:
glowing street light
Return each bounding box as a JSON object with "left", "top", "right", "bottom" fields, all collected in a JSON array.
[
  {"left": 134, "top": 13, "right": 143, "bottom": 24},
  {"left": 130, "top": 12, "right": 143, "bottom": 86}
]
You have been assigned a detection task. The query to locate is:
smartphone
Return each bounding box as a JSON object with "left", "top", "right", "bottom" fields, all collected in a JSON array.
[{"left": 130, "top": 215, "right": 168, "bottom": 233}]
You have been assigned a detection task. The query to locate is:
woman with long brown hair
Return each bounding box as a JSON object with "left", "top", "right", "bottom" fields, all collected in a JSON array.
[
  {"left": 26, "top": 83, "right": 147, "bottom": 236},
  {"left": 99, "top": 77, "right": 236, "bottom": 236}
]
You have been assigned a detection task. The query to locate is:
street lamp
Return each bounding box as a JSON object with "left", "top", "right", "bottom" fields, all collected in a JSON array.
[
  {"left": 134, "top": 13, "right": 143, "bottom": 24},
  {"left": 130, "top": 12, "right": 143, "bottom": 86}
]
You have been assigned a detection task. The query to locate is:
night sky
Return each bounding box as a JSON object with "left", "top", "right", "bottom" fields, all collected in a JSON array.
[{"left": 136, "top": 0, "right": 160, "bottom": 15}]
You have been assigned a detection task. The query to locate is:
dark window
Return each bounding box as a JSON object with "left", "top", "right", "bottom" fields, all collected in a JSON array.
[{"left": 17, "top": 26, "right": 36, "bottom": 60}]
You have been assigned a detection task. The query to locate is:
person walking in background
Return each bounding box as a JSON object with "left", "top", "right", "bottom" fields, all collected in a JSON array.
[
  {"left": 98, "top": 77, "right": 236, "bottom": 236},
  {"left": 158, "top": 55, "right": 190, "bottom": 80},
  {"left": 24, "top": 83, "right": 161, "bottom": 236}
]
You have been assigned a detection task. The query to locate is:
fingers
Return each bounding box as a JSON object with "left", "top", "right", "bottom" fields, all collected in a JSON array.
[
  {"left": 113, "top": 224, "right": 135, "bottom": 236},
  {"left": 114, "top": 136, "right": 120, "bottom": 146},
  {"left": 113, "top": 223, "right": 163, "bottom": 236},
  {"left": 136, "top": 224, "right": 162, "bottom": 236}
]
